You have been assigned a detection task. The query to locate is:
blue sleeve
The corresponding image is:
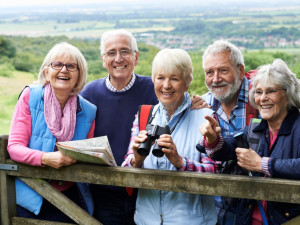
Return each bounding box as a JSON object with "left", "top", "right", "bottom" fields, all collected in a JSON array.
[{"left": 269, "top": 141, "right": 300, "bottom": 179}]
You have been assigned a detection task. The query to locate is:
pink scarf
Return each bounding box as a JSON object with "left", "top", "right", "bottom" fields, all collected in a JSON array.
[{"left": 44, "top": 83, "right": 77, "bottom": 142}]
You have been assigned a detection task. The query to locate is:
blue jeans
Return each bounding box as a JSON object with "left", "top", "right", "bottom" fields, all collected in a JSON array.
[{"left": 91, "top": 184, "right": 136, "bottom": 225}]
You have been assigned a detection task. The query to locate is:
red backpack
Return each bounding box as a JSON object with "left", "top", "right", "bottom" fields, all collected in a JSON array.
[
  {"left": 244, "top": 70, "right": 259, "bottom": 125},
  {"left": 126, "top": 105, "right": 154, "bottom": 197},
  {"left": 138, "top": 105, "right": 155, "bottom": 130}
]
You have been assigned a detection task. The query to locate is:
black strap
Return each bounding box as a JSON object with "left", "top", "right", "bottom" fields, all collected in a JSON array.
[
  {"left": 247, "top": 119, "right": 262, "bottom": 153},
  {"left": 170, "top": 109, "right": 187, "bottom": 134},
  {"left": 148, "top": 107, "right": 187, "bottom": 135}
]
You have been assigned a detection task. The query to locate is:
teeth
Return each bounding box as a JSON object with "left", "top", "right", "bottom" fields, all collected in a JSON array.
[
  {"left": 115, "top": 66, "right": 125, "bottom": 69},
  {"left": 261, "top": 105, "right": 272, "bottom": 109},
  {"left": 57, "top": 77, "right": 70, "bottom": 80}
]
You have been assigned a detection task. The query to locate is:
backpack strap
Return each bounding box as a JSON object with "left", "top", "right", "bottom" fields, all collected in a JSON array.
[
  {"left": 18, "top": 85, "right": 29, "bottom": 100},
  {"left": 246, "top": 101, "right": 259, "bottom": 126},
  {"left": 244, "top": 69, "right": 257, "bottom": 80},
  {"left": 126, "top": 105, "right": 154, "bottom": 197},
  {"left": 247, "top": 118, "right": 269, "bottom": 225},
  {"left": 247, "top": 118, "right": 262, "bottom": 153},
  {"left": 246, "top": 80, "right": 259, "bottom": 126},
  {"left": 245, "top": 70, "right": 259, "bottom": 126},
  {"left": 138, "top": 105, "right": 154, "bottom": 130}
]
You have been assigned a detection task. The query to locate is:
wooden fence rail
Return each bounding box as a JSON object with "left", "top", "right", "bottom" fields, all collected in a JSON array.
[{"left": 1, "top": 135, "right": 300, "bottom": 225}]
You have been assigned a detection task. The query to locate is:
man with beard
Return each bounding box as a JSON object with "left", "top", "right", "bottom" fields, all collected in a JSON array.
[{"left": 201, "top": 40, "right": 258, "bottom": 225}]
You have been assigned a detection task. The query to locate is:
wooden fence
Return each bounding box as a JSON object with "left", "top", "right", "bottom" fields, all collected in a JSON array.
[{"left": 1, "top": 135, "right": 300, "bottom": 225}]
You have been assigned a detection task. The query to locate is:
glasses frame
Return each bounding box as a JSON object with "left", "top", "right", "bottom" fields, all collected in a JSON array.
[
  {"left": 103, "top": 49, "right": 136, "bottom": 59},
  {"left": 50, "top": 62, "right": 78, "bottom": 72},
  {"left": 254, "top": 88, "right": 286, "bottom": 98}
]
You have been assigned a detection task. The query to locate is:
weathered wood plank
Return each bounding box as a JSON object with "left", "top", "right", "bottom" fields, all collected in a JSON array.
[
  {"left": 1, "top": 135, "right": 16, "bottom": 225},
  {"left": 12, "top": 217, "right": 75, "bottom": 225},
  {"left": 282, "top": 216, "right": 300, "bottom": 225},
  {"left": 0, "top": 171, "right": 10, "bottom": 225},
  {"left": 282, "top": 215, "right": 300, "bottom": 225},
  {"left": 6, "top": 160, "right": 300, "bottom": 204},
  {"left": 19, "top": 177, "right": 102, "bottom": 225},
  {"left": 2, "top": 134, "right": 300, "bottom": 225},
  {"left": 0, "top": 135, "right": 9, "bottom": 161}
]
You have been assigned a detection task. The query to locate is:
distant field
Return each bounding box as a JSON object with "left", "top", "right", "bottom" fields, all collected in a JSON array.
[
  {"left": 0, "top": 71, "right": 36, "bottom": 135},
  {"left": 249, "top": 48, "right": 300, "bottom": 54},
  {"left": 1, "top": 7, "right": 300, "bottom": 51},
  {"left": 0, "top": 20, "right": 175, "bottom": 38},
  {"left": 244, "top": 7, "right": 300, "bottom": 14},
  {"left": 0, "top": 20, "right": 114, "bottom": 37}
]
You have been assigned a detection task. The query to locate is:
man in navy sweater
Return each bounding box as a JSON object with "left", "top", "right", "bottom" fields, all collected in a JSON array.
[{"left": 81, "top": 29, "right": 158, "bottom": 225}]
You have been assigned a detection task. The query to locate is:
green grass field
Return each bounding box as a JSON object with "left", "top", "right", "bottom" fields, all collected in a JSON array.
[{"left": 0, "top": 71, "right": 36, "bottom": 135}]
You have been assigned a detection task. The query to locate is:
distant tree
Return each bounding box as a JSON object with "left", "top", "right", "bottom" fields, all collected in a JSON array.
[
  {"left": 13, "top": 52, "right": 34, "bottom": 72},
  {"left": 272, "top": 51, "right": 292, "bottom": 63},
  {"left": 87, "top": 60, "right": 107, "bottom": 77},
  {"left": 189, "top": 51, "right": 207, "bottom": 95},
  {"left": 290, "top": 63, "right": 300, "bottom": 79},
  {"left": 173, "top": 19, "right": 207, "bottom": 34},
  {"left": 244, "top": 50, "right": 275, "bottom": 71},
  {"left": 134, "top": 43, "right": 160, "bottom": 77},
  {"left": 0, "top": 36, "right": 16, "bottom": 58}
]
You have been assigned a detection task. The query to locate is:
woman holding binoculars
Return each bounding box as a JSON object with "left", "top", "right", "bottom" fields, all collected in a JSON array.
[{"left": 122, "top": 48, "right": 218, "bottom": 225}]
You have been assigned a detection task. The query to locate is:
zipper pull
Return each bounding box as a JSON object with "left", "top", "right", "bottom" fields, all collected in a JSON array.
[{"left": 160, "top": 214, "right": 163, "bottom": 225}]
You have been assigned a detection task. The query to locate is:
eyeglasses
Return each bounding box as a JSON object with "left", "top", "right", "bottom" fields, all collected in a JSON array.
[
  {"left": 50, "top": 62, "right": 78, "bottom": 72},
  {"left": 103, "top": 49, "right": 135, "bottom": 58},
  {"left": 254, "top": 88, "right": 286, "bottom": 97}
]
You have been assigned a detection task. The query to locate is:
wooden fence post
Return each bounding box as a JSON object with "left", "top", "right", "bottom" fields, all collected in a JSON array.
[
  {"left": 19, "top": 177, "right": 101, "bottom": 225},
  {"left": 0, "top": 135, "right": 16, "bottom": 225}
]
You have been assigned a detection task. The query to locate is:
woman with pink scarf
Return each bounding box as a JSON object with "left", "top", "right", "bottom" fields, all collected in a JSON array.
[{"left": 7, "top": 42, "right": 96, "bottom": 222}]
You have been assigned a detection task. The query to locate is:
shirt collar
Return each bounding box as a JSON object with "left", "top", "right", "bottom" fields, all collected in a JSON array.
[
  {"left": 105, "top": 73, "right": 136, "bottom": 92},
  {"left": 154, "top": 92, "right": 190, "bottom": 126},
  {"left": 238, "top": 77, "right": 249, "bottom": 103}
]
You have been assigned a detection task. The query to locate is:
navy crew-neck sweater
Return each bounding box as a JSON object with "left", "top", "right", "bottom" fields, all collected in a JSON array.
[{"left": 81, "top": 74, "right": 158, "bottom": 166}]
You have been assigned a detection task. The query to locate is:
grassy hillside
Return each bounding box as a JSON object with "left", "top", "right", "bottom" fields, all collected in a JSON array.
[
  {"left": 0, "top": 71, "right": 36, "bottom": 135},
  {"left": 1, "top": 35, "right": 299, "bottom": 135}
]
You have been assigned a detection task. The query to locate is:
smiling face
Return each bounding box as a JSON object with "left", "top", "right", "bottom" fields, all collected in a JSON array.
[
  {"left": 154, "top": 71, "right": 188, "bottom": 116},
  {"left": 254, "top": 82, "right": 288, "bottom": 128},
  {"left": 44, "top": 55, "right": 79, "bottom": 96},
  {"left": 204, "top": 51, "right": 244, "bottom": 103},
  {"left": 102, "top": 34, "right": 139, "bottom": 86}
]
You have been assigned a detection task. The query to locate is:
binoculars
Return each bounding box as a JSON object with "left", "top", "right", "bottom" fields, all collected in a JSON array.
[
  {"left": 234, "top": 132, "right": 249, "bottom": 148},
  {"left": 137, "top": 124, "right": 170, "bottom": 157}
]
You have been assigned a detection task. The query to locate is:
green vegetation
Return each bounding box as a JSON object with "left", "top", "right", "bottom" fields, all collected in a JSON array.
[
  {"left": 0, "top": 35, "right": 300, "bottom": 135},
  {"left": 0, "top": 70, "right": 36, "bottom": 135},
  {"left": 1, "top": 5, "right": 300, "bottom": 50}
]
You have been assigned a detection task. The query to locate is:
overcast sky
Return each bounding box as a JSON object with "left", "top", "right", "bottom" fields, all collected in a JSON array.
[
  {"left": 0, "top": 0, "right": 136, "bottom": 7},
  {"left": 0, "top": 0, "right": 298, "bottom": 9}
]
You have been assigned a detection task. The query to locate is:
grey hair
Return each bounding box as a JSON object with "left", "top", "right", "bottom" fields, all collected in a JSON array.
[
  {"left": 152, "top": 48, "right": 193, "bottom": 88},
  {"left": 249, "top": 58, "right": 300, "bottom": 110},
  {"left": 37, "top": 42, "right": 87, "bottom": 95},
  {"left": 202, "top": 40, "right": 244, "bottom": 69},
  {"left": 100, "top": 29, "right": 139, "bottom": 56}
]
